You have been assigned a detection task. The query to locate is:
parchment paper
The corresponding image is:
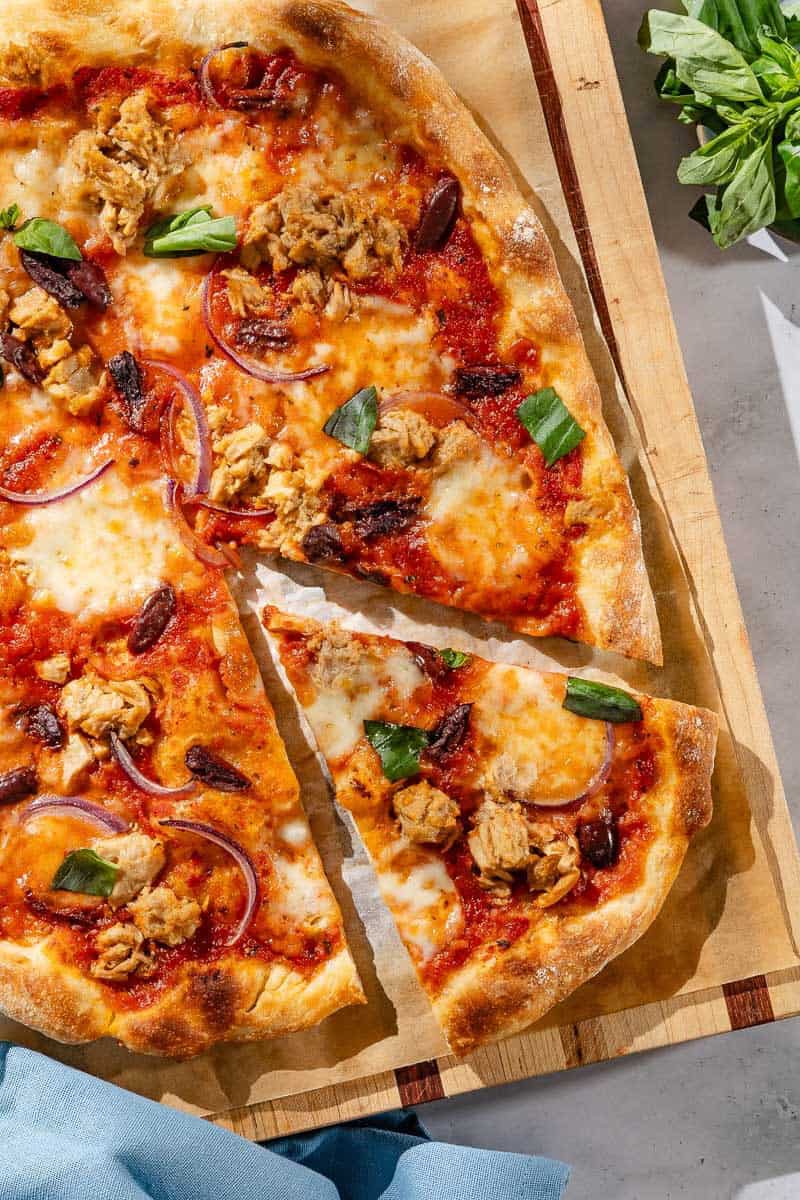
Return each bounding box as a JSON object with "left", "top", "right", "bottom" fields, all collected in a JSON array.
[{"left": 3, "top": 0, "right": 798, "bottom": 1116}]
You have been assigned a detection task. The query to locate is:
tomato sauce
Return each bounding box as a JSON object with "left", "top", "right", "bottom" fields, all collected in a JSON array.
[{"left": 73, "top": 66, "right": 200, "bottom": 109}]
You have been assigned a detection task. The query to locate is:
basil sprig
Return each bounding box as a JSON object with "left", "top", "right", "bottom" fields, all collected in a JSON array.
[
  {"left": 517, "top": 388, "right": 586, "bottom": 466},
  {"left": 563, "top": 678, "right": 643, "bottom": 724},
  {"left": 323, "top": 386, "right": 378, "bottom": 454},
  {"left": 641, "top": 3, "right": 800, "bottom": 248},
  {"left": 13, "top": 218, "right": 82, "bottom": 261},
  {"left": 364, "top": 719, "right": 431, "bottom": 781},
  {"left": 0, "top": 203, "right": 20, "bottom": 231},
  {"left": 144, "top": 206, "right": 238, "bottom": 258},
  {"left": 439, "top": 648, "right": 471, "bottom": 669},
  {"left": 51, "top": 848, "right": 119, "bottom": 897}
]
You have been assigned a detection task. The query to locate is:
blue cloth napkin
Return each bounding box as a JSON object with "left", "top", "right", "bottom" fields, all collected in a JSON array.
[{"left": 0, "top": 1041, "right": 569, "bottom": 1199}]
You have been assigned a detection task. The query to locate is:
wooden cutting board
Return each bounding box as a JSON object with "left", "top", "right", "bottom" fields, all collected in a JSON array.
[{"left": 208, "top": 0, "right": 800, "bottom": 1137}]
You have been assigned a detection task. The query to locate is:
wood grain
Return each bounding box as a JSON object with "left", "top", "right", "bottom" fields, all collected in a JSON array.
[{"left": 213, "top": 0, "right": 800, "bottom": 1139}]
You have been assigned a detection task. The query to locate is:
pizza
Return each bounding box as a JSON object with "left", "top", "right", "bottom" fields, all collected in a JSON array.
[
  {"left": 264, "top": 609, "right": 716, "bottom": 1054},
  {"left": 0, "top": 0, "right": 703, "bottom": 1061},
  {"left": 0, "top": 0, "right": 661, "bottom": 664}
]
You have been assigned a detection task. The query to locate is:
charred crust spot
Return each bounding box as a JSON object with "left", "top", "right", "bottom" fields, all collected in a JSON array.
[{"left": 188, "top": 967, "right": 239, "bottom": 1032}]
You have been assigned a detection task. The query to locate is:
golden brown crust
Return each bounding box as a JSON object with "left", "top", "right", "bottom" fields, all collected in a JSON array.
[{"left": 0, "top": 0, "right": 661, "bottom": 662}]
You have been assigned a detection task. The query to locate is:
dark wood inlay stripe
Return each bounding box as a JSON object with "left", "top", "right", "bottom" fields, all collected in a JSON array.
[
  {"left": 395, "top": 1059, "right": 446, "bottom": 1107},
  {"left": 515, "top": 0, "right": 627, "bottom": 389},
  {"left": 723, "top": 975, "right": 776, "bottom": 1030}
]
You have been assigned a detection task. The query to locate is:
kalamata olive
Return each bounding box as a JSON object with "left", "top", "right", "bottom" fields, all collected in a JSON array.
[
  {"left": 18, "top": 703, "right": 65, "bottom": 750},
  {"left": 301, "top": 523, "right": 346, "bottom": 563},
  {"left": 454, "top": 365, "right": 522, "bottom": 398},
  {"left": 426, "top": 703, "right": 472, "bottom": 760},
  {"left": 414, "top": 176, "right": 460, "bottom": 252},
  {"left": 185, "top": 745, "right": 250, "bottom": 791},
  {"left": 128, "top": 583, "right": 177, "bottom": 655},
  {"left": 235, "top": 318, "right": 293, "bottom": 350},
  {"left": 0, "top": 765, "right": 38, "bottom": 804},
  {"left": 577, "top": 813, "right": 620, "bottom": 869},
  {"left": 335, "top": 497, "right": 421, "bottom": 541},
  {"left": 66, "top": 259, "right": 112, "bottom": 310},
  {"left": 107, "top": 351, "right": 146, "bottom": 432},
  {"left": 0, "top": 331, "right": 44, "bottom": 384},
  {"left": 19, "top": 250, "right": 85, "bottom": 309}
]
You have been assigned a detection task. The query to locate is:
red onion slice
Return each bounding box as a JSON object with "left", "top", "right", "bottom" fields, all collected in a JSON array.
[
  {"left": 198, "top": 42, "right": 249, "bottom": 108},
  {"left": 201, "top": 269, "right": 330, "bottom": 384},
  {"left": 186, "top": 494, "right": 276, "bottom": 520},
  {"left": 110, "top": 732, "right": 197, "bottom": 798},
  {"left": 144, "top": 359, "right": 211, "bottom": 497},
  {"left": 159, "top": 818, "right": 260, "bottom": 945},
  {"left": 165, "top": 478, "right": 230, "bottom": 569},
  {"left": 379, "top": 390, "right": 476, "bottom": 430},
  {"left": 20, "top": 794, "right": 129, "bottom": 833},
  {"left": 0, "top": 458, "right": 114, "bottom": 507},
  {"left": 530, "top": 723, "right": 615, "bottom": 808}
]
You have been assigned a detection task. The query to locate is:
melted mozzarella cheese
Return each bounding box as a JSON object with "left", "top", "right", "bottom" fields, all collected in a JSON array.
[
  {"left": 425, "top": 442, "right": 545, "bottom": 582},
  {"left": 379, "top": 849, "right": 464, "bottom": 963},
  {"left": 473, "top": 664, "right": 610, "bottom": 804},
  {"left": 9, "top": 471, "right": 183, "bottom": 616},
  {"left": 113, "top": 258, "right": 204, "bottom": 356},
  {"left": 271, "top": 853, "right": 337, "bottom": 924},
  {"left": 306, "top": 649, "right": 424, "bottom": 761}
]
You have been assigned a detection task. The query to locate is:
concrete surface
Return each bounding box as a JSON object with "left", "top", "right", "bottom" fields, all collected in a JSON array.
[{"left": 422, "top": 4, "right": 800, "bottom": 1196}]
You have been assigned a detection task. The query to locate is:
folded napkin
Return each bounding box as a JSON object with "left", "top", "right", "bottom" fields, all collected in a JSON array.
[{"left": 0, "top": 1041, "right": 569, "bottom": 1200}]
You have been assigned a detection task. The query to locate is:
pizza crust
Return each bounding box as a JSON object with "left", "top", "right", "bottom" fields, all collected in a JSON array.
[
  {"left": 0, "top": 0, "right": 661, "bottom": 662},
  {"left": 433, "top": 704, "right": 716, "bottom": 1054}
]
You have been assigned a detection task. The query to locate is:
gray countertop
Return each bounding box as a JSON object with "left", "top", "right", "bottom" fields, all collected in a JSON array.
[{"left": 423, "top": 4, "right": 800, "bottom": 1196}]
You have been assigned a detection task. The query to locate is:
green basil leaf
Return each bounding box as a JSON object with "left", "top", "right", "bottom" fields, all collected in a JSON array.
[
  {"left": 681, "top": 0, "right": 785, "bottom": 55},
  {"left": 13, "top": 218, "right": 82, "bottom": 261},
  {"left": 655, "top": 59, "right": 695, "bottom": 101},
  {"left": 364, "top": 719, "right": 430, "bottom": 782},
  {"left": 439, "top": 648, "right": 471, "bottom": 669},
  {"left": 563, "top": 678, "right": 643, "bottom": 724},
  {"left": 677, "top": 122, "right": 754, "bottom": 183},
  {"left": 0, "top": 202, "right": 20, "bottom": 231},
  {"left": 516, "top": 388, "right": 586, "bottom": 467},
  {"left": 144, "top": 207, "right": 237, "bottom": 257},
  {"left": 778, "top": 138, "right": 800, "bottom": 215},
  {"left": 751, "top": 30, "right": 800, "bottom": 97},
  {"left": 639, "top": 12, "right": 764, "bottom": 102},
  {"left": 713, "top": 135, "right": 776, "bottom": 246},
  {"left": 51, "top": 848, "right": 119, "bottom": 897},
  {"left": 323, "top": 386, "right": 378, "bottom": 454}
]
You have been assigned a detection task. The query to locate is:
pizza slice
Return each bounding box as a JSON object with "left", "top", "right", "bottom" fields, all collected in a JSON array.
[
  {"left": 0, "top": 1, "right": 661, "bottom": 661},
  {"left": 264, "top": 608, "right": 716, "bottom": 1055},
  {"left": 0, "top": 404, "right": 363, "bottom": 1056}
]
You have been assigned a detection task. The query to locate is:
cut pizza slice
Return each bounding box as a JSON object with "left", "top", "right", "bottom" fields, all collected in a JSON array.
[
  {"left": 264, "top": 608, "right": 717, "bottom": 1055},
  {"left": 0, "top": 1, "right": 661, "bottom": 661},
  {"left": 0, "top": 433, "right": 363, "bottom": 1057}
]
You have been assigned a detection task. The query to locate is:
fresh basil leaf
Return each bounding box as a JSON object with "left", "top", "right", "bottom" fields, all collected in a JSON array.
[
  {"left": 640, "top": 12, "right": 764, "bottom": 101},
  {"left": 364, "top": 719, "right": 430, "bottom": 782},
  {"left": 143, "top": 208, "right": 237, "bottom": 257},
  {"left": 516, "top": 388, "right": 586, "bottom": 467},
  {"left": 677, "top": 122, "right": 755, "bottom": 183},
  {"left": 778, "top": 138, "right": 800, "bottom": 214},
  {"left": 689, "top": 193, "right": 717, "bottom": 232},
  {"left": 323, "top": 386, "right": 378, "bottom": 454},
  {"left": 439, "top": 648, "right": 471, "bottom": 669},
  {"left": 0, "top": 202, "right": 20, "bottom": 231},
  {"left": 751, "top": 30, "right": 800, "bottom": 96},
  {"left": 655, "top": 59, "right": 695, "bottom": 100},
  {"left": 51, "top": 848, "right": 119, "bottom": 897},
  {"left": 563, "top": 678, "right": 643, "bottom": 724},
  {"left": 13, "top": 218, "right": 82, "bottom": 261},
  {"left": 681, "top": 0, "right": 786, "bottom": 55},
  {"left": 714, "top": 135, "right": 777, "bottom": 246}
]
